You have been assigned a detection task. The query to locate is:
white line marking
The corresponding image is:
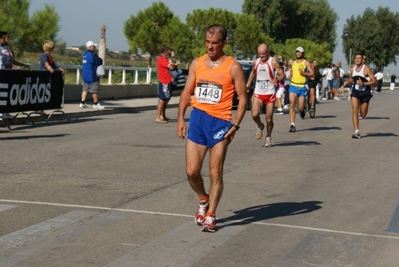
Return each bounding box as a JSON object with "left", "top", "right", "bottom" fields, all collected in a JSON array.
[
  {"left": 104, "top": 222, "right": 246, "bottom": 267},
  {"left": 0, "top": 211, "right": 127, "bottom": 267},
  {"left": 0, "top": 210, "right": 98, "bottom": 252},
  {"left": 1, "top": 199, "right": 399, "bottom": 240}
]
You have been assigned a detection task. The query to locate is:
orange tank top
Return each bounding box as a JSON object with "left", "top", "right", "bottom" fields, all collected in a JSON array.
[{"left": 190, "top": 55, "right": 235, "bottom": 121}]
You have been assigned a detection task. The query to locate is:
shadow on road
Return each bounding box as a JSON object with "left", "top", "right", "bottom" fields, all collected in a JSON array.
[
  {"left": 0, "top": 134, "right": 70, "bottom": 140},
  {"left": 306, "top": 126, "right": 342, "bottom": 131},
  {"left": 363, "top": 116, "right": 390, "bottom": 120},
  {"left": 363, "top": 132, "right": 398, "bottom": 138},
  {"left": 312, "top": 115, "right": 337, "bottom": 119},
  {"left": 274, "top": 141, "right": 321, "bottom": 146},
  {"left": 218, "top": 201, "right": 323, "bottom": 229}
]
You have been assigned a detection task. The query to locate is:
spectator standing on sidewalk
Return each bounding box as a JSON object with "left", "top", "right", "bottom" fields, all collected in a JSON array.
[
  {"left": 0, "top": 31, "right": 30, "bottom": 70},
  {"left": 331, "top": 62, "right": 341, "bottom": 100},
  {"left": 323, "top": 63, "right": 333, "bottom": 99},
  {"left": 0, "top": 32, "right": 32, "bottom": 119},
  {"left": 80, "top": 41, "right": 104, "bottom": 109},
  {"left": 321, "top": 73, "right": 329, "bottom": 100},
  {"left": 390, "top": 73, "right": 396, "bottom": 91},
  {"left": 38, "top": 40, "right": 65, "bottom": 115},
  {"left": 336, "top": 61, "right": 345, "bottom": 97},
  {"left": 39, "top": 40, "right": 65, "bottom": 74},
  {"left": 155, "top": 46, "right": 174, "bottom": 123},
  {"left": 375, "top": 69, "right": 383, "bottom": 94}
]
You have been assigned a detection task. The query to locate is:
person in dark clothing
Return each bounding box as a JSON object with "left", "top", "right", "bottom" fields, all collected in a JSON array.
[{"left": 390, "top": 73, "right": 396, "bottom": 91}]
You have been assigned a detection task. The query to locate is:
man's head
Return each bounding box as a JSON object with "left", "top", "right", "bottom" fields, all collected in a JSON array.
[
  {"left": 86, "top": 41, "right": 97, "bottom": 51},
  {"left": 257, "top": 44, "right": 268, "bottom": 61},
  {"left": 205, "top": 24, "right": 227, "bottom": 59},
  {"left": 159, "top": 46, "right": 169, "bottom": 57},
  {"left": 336, "top": 61, "right": 341, "bottom": 67},
  {"left": 295, "top": 46, "right": 305, "bottom": 59},
  {"left": 354, "top": 53, "right": 364, "bottom": 66}
]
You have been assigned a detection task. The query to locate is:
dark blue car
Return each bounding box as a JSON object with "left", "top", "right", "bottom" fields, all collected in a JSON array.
[{"left": 233, "top": 61, "right": 253, "bottom": 110}]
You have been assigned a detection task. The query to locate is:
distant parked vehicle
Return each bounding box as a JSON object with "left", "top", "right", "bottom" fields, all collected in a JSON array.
[
  {"left": 233, "top": 61, "right": 254, "bottom": 110},
  {"left": 173, "top": 69, "right": 188, "bottom": 90}
]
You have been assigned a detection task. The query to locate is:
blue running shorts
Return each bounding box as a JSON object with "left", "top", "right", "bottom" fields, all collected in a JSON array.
[
  {"left": 188, "top": 108, "right": 232, "bottom": 147},
  {"left": 289, "top": 84, "right": 307, "bottom": 97}
]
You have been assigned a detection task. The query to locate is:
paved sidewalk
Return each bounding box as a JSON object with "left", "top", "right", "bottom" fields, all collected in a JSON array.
[{"left": 1, "top": 96, "right": 179, "bottom": 128}]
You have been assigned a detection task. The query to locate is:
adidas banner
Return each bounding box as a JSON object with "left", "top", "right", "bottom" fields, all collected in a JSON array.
[{"left": 0, "top": 70, "right": 64, "bottom": 113}]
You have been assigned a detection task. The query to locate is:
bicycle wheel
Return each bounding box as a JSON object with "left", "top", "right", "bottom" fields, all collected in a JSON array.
[
  {"left": 309, "top": 103, "right": 316, "bottom": 118},
  {"left": 305, "top": 93, "right": 310, "bottom": 114}
]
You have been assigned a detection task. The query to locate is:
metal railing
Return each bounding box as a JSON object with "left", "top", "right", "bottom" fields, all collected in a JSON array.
[{"left": 28, "top": 64, "right": 154, "bottom": 85}]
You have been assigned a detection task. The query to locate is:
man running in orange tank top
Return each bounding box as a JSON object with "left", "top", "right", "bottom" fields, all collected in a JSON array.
[{"left": 176, "top": 24, "right": 247, "bottom": 232}]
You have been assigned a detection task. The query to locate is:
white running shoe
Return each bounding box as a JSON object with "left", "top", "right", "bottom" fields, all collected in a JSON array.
[
  {"left": 79, "top": 103, "right": 87, "bottom": 108},
  {"left": 93, "top": 103, "right": 105, "bottom": 109},
  {"left": 264, "top": 137, "right": 272, "bottom": 147},
  {"left": 195, "top": 200, "right": 209, "bottom": 226}
]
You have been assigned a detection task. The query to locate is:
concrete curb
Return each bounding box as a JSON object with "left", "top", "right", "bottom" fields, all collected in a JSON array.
[{"left": 1, "top": 103, "right": 179, "bottom": 128}]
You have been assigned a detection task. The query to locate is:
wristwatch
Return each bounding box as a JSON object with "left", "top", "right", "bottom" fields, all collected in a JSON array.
[{"left": 232, "top": 124, "right": 240, "bottom": 131}]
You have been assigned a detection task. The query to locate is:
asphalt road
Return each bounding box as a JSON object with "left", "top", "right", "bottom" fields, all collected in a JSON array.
[{"left": 1, "top": 91, "right": 399, "bottom": 267}]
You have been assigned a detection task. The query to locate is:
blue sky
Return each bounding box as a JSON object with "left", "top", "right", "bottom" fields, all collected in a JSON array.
[{"left": 29, "top": 0, "right": 399, "bottom": 73}]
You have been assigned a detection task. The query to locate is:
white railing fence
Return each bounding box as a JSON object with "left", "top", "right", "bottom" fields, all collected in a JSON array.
[{"left": 28, "top": 64, "right": 154, "bottom": 85}]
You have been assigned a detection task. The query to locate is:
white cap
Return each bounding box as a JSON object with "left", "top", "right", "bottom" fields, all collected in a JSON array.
[
  {"left": 296, "top": 46, "right": 304, "bottom": 53},
  {"left": 86, "top": 41, "right": 97, "bottom": 47}
]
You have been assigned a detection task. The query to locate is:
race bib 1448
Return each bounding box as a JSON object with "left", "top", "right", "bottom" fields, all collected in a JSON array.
[{"left": 195, "top": 83, "right": 222, "bottom": 104}]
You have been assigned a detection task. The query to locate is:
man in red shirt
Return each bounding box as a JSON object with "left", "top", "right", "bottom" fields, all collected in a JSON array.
[{"left": 156, "top": 46, "right": 174, "bottom": 123}]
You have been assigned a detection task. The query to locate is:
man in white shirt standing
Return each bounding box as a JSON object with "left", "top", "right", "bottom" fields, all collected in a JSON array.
[
  {"left": 375, "top": 69, "right": 384, "bottom": 94},
  {"left": 336, "top": 61, "right": 345, "bottom": 97},
  {"left": 322, "top": 63, "right": 332, "bottom": 100}
]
